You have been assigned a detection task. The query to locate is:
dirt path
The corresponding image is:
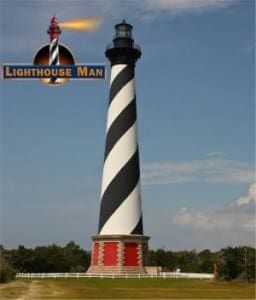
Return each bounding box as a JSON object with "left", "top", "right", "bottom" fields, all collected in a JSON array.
[
  {"left": 0, "top": 280, "right": 65, "bottom": 299},
  {"left": 0, "top": 280, "right": 28, "bottom": 299},
  {"left": 16, "top": 280, "right": 44, "bottom": 300}
]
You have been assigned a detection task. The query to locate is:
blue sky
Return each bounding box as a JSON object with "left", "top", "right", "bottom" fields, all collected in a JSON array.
[{"left": 1, "top": 0, "right": 255, "bottom": 251}]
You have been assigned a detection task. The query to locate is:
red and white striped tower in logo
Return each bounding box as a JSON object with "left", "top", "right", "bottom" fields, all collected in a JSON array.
[{"left": 87, "top": 21, "right": 149, "bottom": 274}]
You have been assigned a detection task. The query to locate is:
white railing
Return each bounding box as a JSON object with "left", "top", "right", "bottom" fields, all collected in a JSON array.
[{"left": 16, "top": 272, "right": 214, "bottom": 280}]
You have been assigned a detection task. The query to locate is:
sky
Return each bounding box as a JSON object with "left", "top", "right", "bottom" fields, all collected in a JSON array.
[{"left": 0, "top": 0, "right": 255, "bottom": 251}]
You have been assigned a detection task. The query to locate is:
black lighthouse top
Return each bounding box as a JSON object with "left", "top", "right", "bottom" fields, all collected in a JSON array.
[{"left": 105, "top": 20, "right": 141, "bottom": 66}]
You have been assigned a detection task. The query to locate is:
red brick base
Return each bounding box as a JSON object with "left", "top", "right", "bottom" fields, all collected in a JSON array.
[{"left": 87, "top": 235, "right": 150, "bottom": 274}]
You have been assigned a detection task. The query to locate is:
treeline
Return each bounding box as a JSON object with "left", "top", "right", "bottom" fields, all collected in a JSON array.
[
  {"left": 0, "top": 242, "right": 255, "bottom": 283},
  {"left": 148, "top": 246, "right": 255, "bottom": 281},
  {"left": 0, "top": 241, "right": 90, "bottom": 282}
]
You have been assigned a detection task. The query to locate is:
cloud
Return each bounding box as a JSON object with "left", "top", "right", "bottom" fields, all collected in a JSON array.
[
  {"left": 141, "top": 157, "right": 254, "bottom": 185},
  {"left": 172, "top": 207, "right": 233, "bottom": 231},
  {"left": 206, "top": 151, "right": 229, "bottom": 158},
  {"left": 142, "top": 0, "right": 238, "bottom": 13},
  {"left": 136, "top": 0, "right": 238, "bottom": 20},
  {"left": 236, "top": 182, "right": 256, "bottom": 205},
  {"left": 171, "top": 183, "right": 255, "bottom": 234},
  {"left": 149, "top": 183, "right": 255, "bottom": 249}
]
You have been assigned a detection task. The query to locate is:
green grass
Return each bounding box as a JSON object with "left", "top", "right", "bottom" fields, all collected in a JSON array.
[{"left": 1, "top": 278, "right": 255, "bottom": 299}]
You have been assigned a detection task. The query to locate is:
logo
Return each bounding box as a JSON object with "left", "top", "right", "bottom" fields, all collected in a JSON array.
[{"left": 2, "top": 15, "right": 106, "bottom": 86}]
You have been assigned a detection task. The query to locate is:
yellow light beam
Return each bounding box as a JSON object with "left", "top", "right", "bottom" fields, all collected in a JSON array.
[{"left": 59, "top": 17, "right": 102, "bottom": 31}]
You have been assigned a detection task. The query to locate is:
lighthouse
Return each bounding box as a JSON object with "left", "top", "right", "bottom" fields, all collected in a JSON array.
[
  {"left": 87, "top": 21, "right": 149, "bottom": 274},
  {"left": 47, "top": 15, "right": 61, "bottom": 83}
]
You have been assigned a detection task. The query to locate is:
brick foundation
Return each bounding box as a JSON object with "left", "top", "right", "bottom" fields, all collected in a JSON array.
[{"left": 87, "top": 235, "right": 149, "bottom": 274}]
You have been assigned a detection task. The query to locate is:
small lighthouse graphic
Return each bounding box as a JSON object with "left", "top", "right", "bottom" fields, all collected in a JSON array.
[
  {"left": 88, "top": 20, "right": 149, "bottom": 274},
  {"left": 47, "top": 15, "right": 61, "bottom": 83}
]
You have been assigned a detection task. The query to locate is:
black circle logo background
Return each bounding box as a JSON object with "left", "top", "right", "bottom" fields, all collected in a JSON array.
[{"left": 33, "top": 43, "right": 75, "bottom": 85}]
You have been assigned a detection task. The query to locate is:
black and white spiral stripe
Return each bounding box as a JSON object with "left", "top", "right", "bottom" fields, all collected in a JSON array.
[
  {"left": 98, "top": 64, "right": 143, "bottom": 235},
  {"left": 49, "top": 38, "right": 59, "bottom": 83}
]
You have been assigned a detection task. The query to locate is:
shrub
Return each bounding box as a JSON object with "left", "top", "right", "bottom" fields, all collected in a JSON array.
[{"left": 0, "top": 265, "right": 16, "bottom": 283}]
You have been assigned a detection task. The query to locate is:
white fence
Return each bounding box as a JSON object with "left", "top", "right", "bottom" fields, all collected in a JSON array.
[
  {"left": 16, "top": 272, "right": 214, "bottom": 280},
  {"left": 161, "top": 272, "right": 214, "bottom": 279}
]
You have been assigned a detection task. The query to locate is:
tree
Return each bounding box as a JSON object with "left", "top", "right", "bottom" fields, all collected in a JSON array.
[
  {"left": 148, "top": 249, "right": 173, "bottom": 271},
  {"left": 0, "top": 246, "right": 16, "bottom": 283},
  {"left": 7, "top": 245, "right": 33, "bottom": 272},
  {"left": 198, "top": 249, "right": 216, "bottom": 273},
  {"left": 63, "top": 241, "right": 91, "bottom": 272},
  {"left": 216, "top": 246, "right": 256, "bottom": 281},
  {"left": 175, "top": 250, "right": 200, "bottom": 272},
  {"left": 240, "top": 246, "right": 255, "bottom": 282}
]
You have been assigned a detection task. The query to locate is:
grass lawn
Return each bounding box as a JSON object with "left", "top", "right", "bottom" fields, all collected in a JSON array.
[{"left": 0, "top": 278, "right": 255, "bottom": 299}]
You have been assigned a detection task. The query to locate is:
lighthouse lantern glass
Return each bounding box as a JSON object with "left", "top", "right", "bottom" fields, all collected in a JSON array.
[{"left": 115, "top": 24, "right": 132, "bottom": 38}]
